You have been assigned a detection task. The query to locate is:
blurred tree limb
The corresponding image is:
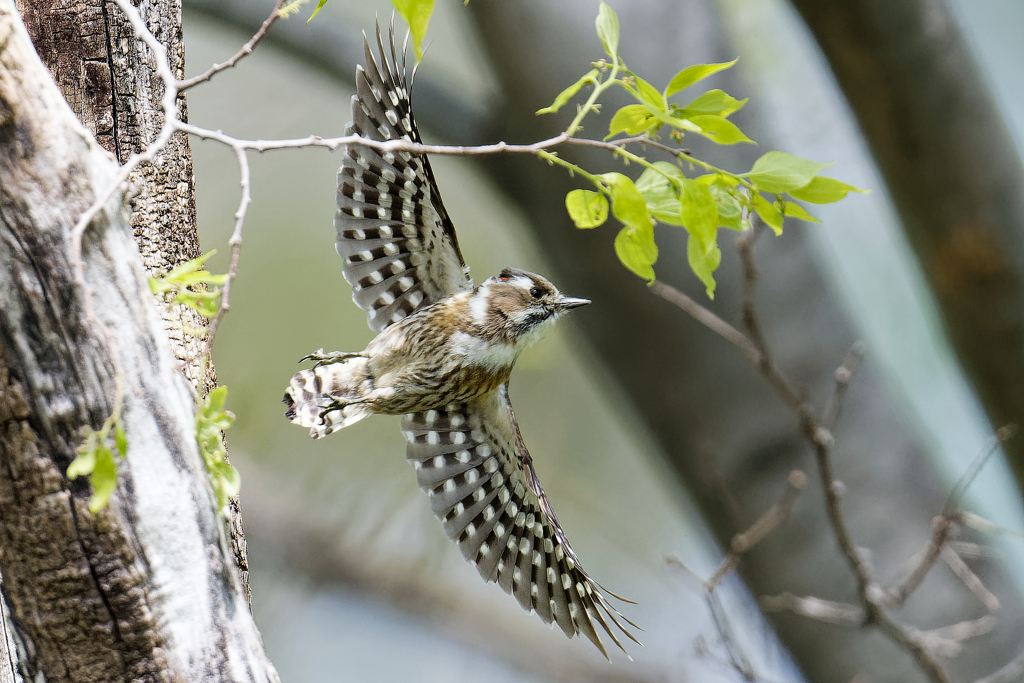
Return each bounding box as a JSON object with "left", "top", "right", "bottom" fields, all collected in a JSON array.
[{"left": 787, "top": 0, "right": 1024, "bottom": 489}]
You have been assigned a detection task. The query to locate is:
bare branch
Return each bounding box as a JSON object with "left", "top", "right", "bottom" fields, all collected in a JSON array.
[
  {"left": 885, "top": 515, "right": 956, "bottom": 608},
  {"left": 916, "top": 616, "right": 996, "bottom": 659},
  {"left": 821, "top": 341, "right": 865, "bottom": 431},
  {"left": 203, "top": 144, "right": 252, "bottom": 357},
  {"left": 941, "top": 548, "right": 1000, "bottom": 613},
  {"left": 759, "top": 593, "right": 864, "bottom": 626},
  {"left": 649, "top": 281, "right": 762, "bottom": 366},
  {"left": 178, "top": 0, "right": 285, "bottom": 91}
]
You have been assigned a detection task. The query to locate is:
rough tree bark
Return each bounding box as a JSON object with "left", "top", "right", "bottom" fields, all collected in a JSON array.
[
  {"left": 0, "top": 1, "right": 275, "bottom": 681},
  {"left": 16, "top": 0, "right": 251, "bottom": 609},
  {"left": 786, "top": 0, "right": 1024, "bottom": 489}
]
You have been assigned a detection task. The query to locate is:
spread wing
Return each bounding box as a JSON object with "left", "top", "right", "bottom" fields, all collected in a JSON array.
[
  {"left": 336, "top": 24, "right": 472, "bottom": 333},
  {"left": 401, "top": 387, "right": 640, "bottom": 657}
]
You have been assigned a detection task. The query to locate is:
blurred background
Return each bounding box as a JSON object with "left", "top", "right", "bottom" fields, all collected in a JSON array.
[{"left": 180, "top": 0, "right": 1024, "bottom": 681}]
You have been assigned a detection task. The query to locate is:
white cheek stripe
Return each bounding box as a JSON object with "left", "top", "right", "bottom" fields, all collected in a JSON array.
[{"left": 471, "top": 284, "right": 491, "bottom": 326}]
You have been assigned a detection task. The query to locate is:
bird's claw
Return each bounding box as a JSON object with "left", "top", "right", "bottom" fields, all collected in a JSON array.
[{"left": 300, "top": 349, "right": 361, "bottom": 368}]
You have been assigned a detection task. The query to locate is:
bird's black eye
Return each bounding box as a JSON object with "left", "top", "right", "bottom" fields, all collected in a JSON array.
[{"left": 529, "top": 287, "right": 542, "bottom": 299}]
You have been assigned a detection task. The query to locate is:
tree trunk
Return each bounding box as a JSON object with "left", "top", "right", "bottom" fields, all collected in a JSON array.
[
  {"left": 786, "top": 0, "right": 1024, "bottom": 491},
  {"left": 0, "top": 2, "right": 275, "bottom": 680}
]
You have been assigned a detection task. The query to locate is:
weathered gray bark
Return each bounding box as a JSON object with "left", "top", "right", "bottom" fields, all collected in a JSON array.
[
  {"left": 785, "top": 0, "right": 1024, "bottom": 491},
  {"left": 0, "top": 2, "right": 277, "bottom": 680}
]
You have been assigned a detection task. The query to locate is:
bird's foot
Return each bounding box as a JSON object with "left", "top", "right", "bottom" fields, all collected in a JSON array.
[
  {"left": 317, "top": 396, "right": 368, "bottom": 424},
  {"left": 300, "top": 349, "right": 362, "bottom": 368}
]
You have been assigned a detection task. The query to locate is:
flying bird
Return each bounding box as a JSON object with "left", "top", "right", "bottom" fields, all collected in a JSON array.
[{"left": 283, "top": 24, "right": 638, "bottom": 657}]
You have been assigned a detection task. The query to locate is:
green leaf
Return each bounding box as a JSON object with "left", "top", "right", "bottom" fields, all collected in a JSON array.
[
  {"left": 565, "top": 189, "right": 609, "bottom": 228},
  {"left": 603, "top": 172, "right": 657, "bottom": 281},
  {"left": 603, "top": 173, "right": 652, "bottom": 228},
  {"left": 746, "top": 151, "right": 831, "bottom": 193},
  {"left": 67, "top": 448, "right": 97, "bottom": 479},
  {"left": 789, "top": 176, "right": 868, "bottom": 204},
  {"left": 113, "top": 422, "right": 128, "bottom": 458},
  {"left": 689, "top": 115, "right": 754, "bottom": 145},
  {"left": 708, "top": 184, "right": 744, "bottom": 230},
  {"left": 680, "top": 89, "right": 747, "bottom": 118},
  {"left": 306, "top": 0, "right": 329, "bottom": 22},
  {"left": 752, "top": 193, "right": 784, "bottom": 234},
  {"left": 206, "top": 386, "right": 228, "bottom": 415},
  {"left": 214, "top": 461, "right": 242, "bottom": 499},
  {"left": 87, "top": 447, "right": 118, "bottom": 513},
  {"left": 392, "top": 0, "right": 435, "bottom": 62},
  {"left": 687, "top": 234, "right": 721, "bottom": 298},
  {"left": 607, "top": 104, "right": 658, "bottom": 138},
  {"left": 680, "top": 178, "right": 719, "bottom": 243},
  {"left": 596, "top": 1, "right": 620, "bottom": 59},
  {"left": 665, "top": 58, "right": 738, "bottom": 96},
  {"left": 537, "top": 70, "right": 599, "bottom": 115},
  {"left": 614, "top": 225, "right": 658, "bottom": 281},
  {"left": 636, "top": 162, "right": 686, "bottom": 225},
  {"left": 634, "top": 76, "right": 665, "bottom": 111},
  {"left": 781, "top": 201, "right": 820, "bottom": 223}
]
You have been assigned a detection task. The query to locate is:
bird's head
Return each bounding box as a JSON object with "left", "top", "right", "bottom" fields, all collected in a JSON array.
[{"left": 471, "top": 267, "right": 590, "bottom": 347}]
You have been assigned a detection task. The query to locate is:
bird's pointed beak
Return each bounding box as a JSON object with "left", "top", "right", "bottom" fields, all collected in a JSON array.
[{"left": 558, "top": 296, "right": 591, "bottom": 310}]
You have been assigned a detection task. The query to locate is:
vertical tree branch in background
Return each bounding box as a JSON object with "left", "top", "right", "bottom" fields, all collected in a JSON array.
[
  {"left": 786, "top": 0, "right": 1024, "bottom": 487},
  {"left": 0, "top": 2, "right": 278, "bottom": 679}
]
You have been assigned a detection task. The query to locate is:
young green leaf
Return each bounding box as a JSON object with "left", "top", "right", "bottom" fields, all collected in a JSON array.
[
  {"left": 789, "top": 176, "right": 868, "bottom": 204},
  {"left": 67, "top": 446, "right": 97, "bottom": 480},
  {"left": 746, "top": 151, "right": 830, "bottom": 194},
  {"left": 665, "top": 58, "right": 738, "bottom": 97},
  {"left": 680, "top": 178, "right": 719, "bottom": 243},
  {"left": 537, "top": 70, "right": 599, "bottom": 115},
  {"left": 687, "top": 234, "right": 722, "bottom": 298},
  {"left": 636, "top": 162, "right": 686, "bottom": 224},
  {"left": 87, "top": 447, "right": 118, "bottom": 514},
  {"left": 114, "top": 422, "right": 128, "bottom": 457},
  {"left": 689, "top": 115, "right": 754, "bottom": 145},
  {"left": 392, "top": 0, "right": 435, "bottom": 62},
  {"left": 708, "top": 184, "right": 745, "bottom": 231},
  {"left": 607, "top": 104, "right": 659, "bottom": 138},
  {"left": 781, "top": 201, "right": 820, "bottom": 223},
  {"left": 306, "top": 0, "right": 329, "bottom": 22},
  {"left": 603, "top": 173, "right": 652, "bottom": 229},
  {"left": 565, "top": 189, "right": 609, "bottom": 228},
  {"left": 633, "top": 75, "right": 666, "bottom": 112},
  {"left": 596, "top": 1, "right": 620, "bottom": 60},
  {"left": 680, "top": 89, "right": 747, "bottom": 118},
  {"left": 614, "top": 225, "right": 658, "bottom": 281},
  {"left": 752, "top": 193, "right": 784, "bottom": 234}
]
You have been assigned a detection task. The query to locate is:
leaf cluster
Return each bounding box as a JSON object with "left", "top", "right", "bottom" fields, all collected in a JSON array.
[
  {"left": 545, "top": 2, "right": 866, "bottom": 297},
  {"left": 67, "top": 412, "right": 127, "bottom": 513},
  {"left": 149, "top": 250, "right": 228, "bottom": 321},
  {"left": 195, "top": 386, "right": 241, "bottom": 511}
]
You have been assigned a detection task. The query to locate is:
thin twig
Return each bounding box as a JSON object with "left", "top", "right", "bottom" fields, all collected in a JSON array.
[
  {"left": 941, "top": 547, "right": 1000, "bottom": 613},
  {"left": 759, "top": 593, "right": 863, "bottom": 626},
  {"left": 202, "top": 144, "right": 251, "bottom": 358},
  {"left": 178, "top": 0, "right": 284, "bottom": 92},
  {"left": 886, "top": 428, "right": 1014, "bottom": 608},
  {"left": 649, "top": 281, "right": 761, "bottom": 366}
]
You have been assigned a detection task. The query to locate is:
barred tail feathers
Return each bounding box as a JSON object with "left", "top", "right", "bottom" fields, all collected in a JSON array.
[{"left": 283, "top": 357, "right": 373, "bottom": 439}]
